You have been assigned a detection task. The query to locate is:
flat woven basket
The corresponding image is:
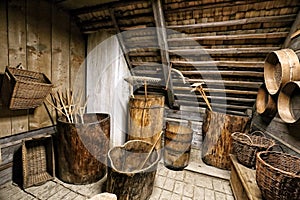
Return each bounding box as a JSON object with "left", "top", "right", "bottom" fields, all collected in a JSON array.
[
  {"left": 231, "top": 131, "right": 275, "bottom": 168},
  {"left": 256, "top": 151, "right": 300, "bottom": 200},
  {"left": 1, "top": 66, "right": 53, "bottom": 110},
  {"left": 22, "top": 135, "right": 55, "bottom": 189}
]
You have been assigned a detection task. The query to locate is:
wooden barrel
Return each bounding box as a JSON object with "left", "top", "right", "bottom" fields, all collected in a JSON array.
[
  {"left": 163, "top": 121, "right": 193, "bottom": 170},
  {"left": 256, "top": 84, "right": 277, "bottom": 118},
  {"left": 106, "top": 140, "right": 159, "bottom": 200},
  {"left": 278, "top": 81, "right": 300, "bottom": 124},
  {"left": 127, "top": 95, "right": 164, "bottom": 150},
  {"left": 264, "top": 48, "right": 300, "bottom": 95},
  {"left": 56, "top": 113, "right": 110, "bottom": 184},
  {"left": 202, "top": 109, "right": 250, "bottom": 170}
]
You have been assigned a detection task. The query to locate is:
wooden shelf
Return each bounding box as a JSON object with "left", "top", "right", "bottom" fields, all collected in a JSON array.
[{"left": 229, "top": 154, "right": 262, "bottom": 200}]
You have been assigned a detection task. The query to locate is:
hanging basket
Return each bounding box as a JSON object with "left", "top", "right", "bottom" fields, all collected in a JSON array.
[
  {"left": 256, "top": 151, "right": 300, "bottom": 200},
  {"left": 1, "top": 66, "right": 53, "bottom": 110},
  {"left": 231, "top": 131, "right": 275, "bottom": 168}
]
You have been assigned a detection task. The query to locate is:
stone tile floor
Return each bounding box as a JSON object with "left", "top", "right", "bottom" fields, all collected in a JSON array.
[{"left": 0, "top": 149, "right": 234, "bottom": 200}]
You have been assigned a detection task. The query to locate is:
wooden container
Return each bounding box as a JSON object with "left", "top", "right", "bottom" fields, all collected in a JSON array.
[
  {"left": 106, "top": 140, "right": 159, "bottom": 200},
  {"left": 202, "top": 109, "right": 250, "bottom": 170},
  {"left": 56, "top": 113, "right": 110, "bottom": 184},
  {"left": 163, "top": 121, "right": 193, "bottom": 170},
  {"left": 278, "top": 81, "right": 300, "bottom": 124},
  {"left": 22, "top": 135, "right": 55, "bottom": 189},
  {"left": 264, "top": 49, "right": 300, "bottom": 95},
  {"left": 128, "top": 95, "right": 164, "bottom": 150},
  {"left": 256, "top": 84, "right": 277, "bottom": 118}
]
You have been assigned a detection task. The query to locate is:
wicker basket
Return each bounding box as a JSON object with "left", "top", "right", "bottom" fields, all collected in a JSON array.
[
  {"left": 22, "top": 135, "right": 55, "bottom": 188},
  {"left": 1, "top": 66, "right": 53, "bottom": 110},
  {"left": 231, "top": 131, "right": 275, "bottom": 168},
  {"left": 256, "top": 151, "right": 300, "bottom": 200}
]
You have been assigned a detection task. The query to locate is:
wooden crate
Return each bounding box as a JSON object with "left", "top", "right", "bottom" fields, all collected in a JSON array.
[
  {"left": 22, "top": 135, "right": 55, "bottom": 188},
  {"left": 230, "top": 154, "right": 262, "bottom": 200}
]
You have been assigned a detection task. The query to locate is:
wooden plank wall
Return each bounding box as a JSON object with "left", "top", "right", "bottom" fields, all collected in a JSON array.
[{"left": 0, "top": 0, "right": 85, "bottom": 138}]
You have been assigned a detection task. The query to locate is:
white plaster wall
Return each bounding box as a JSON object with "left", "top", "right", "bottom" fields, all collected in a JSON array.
[{"left": 86, "top": 31, "right": 130, "bottom": 146}]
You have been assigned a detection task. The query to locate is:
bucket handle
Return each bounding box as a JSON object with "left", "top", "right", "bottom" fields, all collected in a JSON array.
[{"left": 232, "top": 132, "right": 253, "bottom": 144}]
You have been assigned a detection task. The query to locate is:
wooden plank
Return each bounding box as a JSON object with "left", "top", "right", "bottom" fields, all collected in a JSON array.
[
  {"left": 175, "top": 93, "right": 255, "bottom": 103},
  {"left": 168, "top": 32, "right": 288, "bottom": 42},
  {"left": 172, "top": 60, "right": 264, "bottom": 68},
  {"left": 283, "top": 10, "right": 300, "bottom": 48},
  {"left": 167, "top": 14, "right": 296, "bottom": 29},
  {"left": 230, "top": 155, "right": 262, "bottom": 200},
  {"left": 152, "top": 0, "right": 177, "bottom": 109},
  {"left": 169, "top": 47, "right": 280, "bottom": 55},
  {"left": 181, "top": 70, "right": 263, "bottom": 78},
  {"left": 174, "top": 79, "right": 262, "bottom": 88},
  {"left": 7, "top": 0, "right": 29, "bottom": 135},
  {"left": 52, "top": 8, "right": 70, "bottom": 92},
  {"left": 0, "top": 0, "right": 12, "bottom": 137},
  {"left": 27, "top": 0, "right": 53, "bottom": 130}
]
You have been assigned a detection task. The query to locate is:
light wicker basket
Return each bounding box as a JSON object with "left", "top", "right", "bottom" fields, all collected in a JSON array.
[
  {"left": 1, "top": 66, "right": 53, "bottom": 110},
  {"left": 22, "top": 135, "right": 55, "bottom": 188},
  {"left": 256, "top": 151, "right": 300, "bottom": 200}
]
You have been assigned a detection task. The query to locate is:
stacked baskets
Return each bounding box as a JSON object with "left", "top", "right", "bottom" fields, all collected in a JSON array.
[{"left": 231, "top": 131, "right": 275, "bottom": 169}]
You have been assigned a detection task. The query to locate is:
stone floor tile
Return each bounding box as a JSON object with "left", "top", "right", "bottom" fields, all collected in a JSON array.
[
  {"left": 212, "top": 178, "right": 225, "bottom": 193},
  {"left": 157, "top": 164, "right": 169, "bottom": 176},
  {"left": 184, "top": 171, "right": 196, "bottom": 184},
  {"left": 223, "top": 181, "right": 233, "bottom": 195},
  {"left": 174, "top": 180, "right": 185, "bottom": 195},
  {"left": 163, "top": 177, "right": 175, "bottom": 191},
  {"left": 226, "top": 194, "right": 235, "bottom": 200},
  {"left": 194, "top": 174, "right": 213, "bottom": 190},
  {"left": 194, "top": 186, "right": 205, "bottom": 200},
  {"left": 183, "top": 184, "right": 194, "bottom": 198},
  {"left": 154, "top": 175, "right": 166, "bottom": 188},
  {"left": 160, "top": 190, "right": 172, "bottom": 200},
  {"left": 204, "top": 188, "right": 215, "bottom": 200},
  {"left": 171, "top": 192, "right": 182, "bottom": 200},
  {"left": 215, "top": 191, "right": 226, "bottom": 200},
  {"left": 151, "top": 186, "right": 162, "bottom": 199},
  {"left": 167, "top": 170, "right": 179, "bottom": 179},
  {"left": 182, "top": 196, "right": 193, "bottom": 200},
  {"left": 174, "top": 170, "right": 185, "bottom": 181}
]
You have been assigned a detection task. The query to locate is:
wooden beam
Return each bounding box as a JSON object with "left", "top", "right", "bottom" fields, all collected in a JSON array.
[
  {"left": 168, "top": 32, "right": 289, "bottom": 42},
  {"left": 283, "top": 11, "right": 300, "bottom": 48},
  {"left": 169, "top": 47, "right": 280, "bottom": 55},
  {"left": 174, "top": 79, "right": 262, "bottom": 88},
  {"left": 171, "top": 60, "right": 264, "bottom": 68},
  {"left": 167, "top": 14, "right": 296, "bottom": 29},
  {"left": 175, "top": 93, "right": 255, "bottom": 103},
  {"left": 181, "top": 70, "right": 263, "bottom": 78},
  {"left": 152, "top": 0, "right": 177, "bottom": 109},
  {"left": 109, "top": 9, "right": 134, "bottom": 73}
]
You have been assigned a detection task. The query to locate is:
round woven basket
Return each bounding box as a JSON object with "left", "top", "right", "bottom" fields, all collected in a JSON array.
[
  {"left": 231, "top": 131, "right": 275, "bottom": 168},
  {"left": 256, "top": 151, "right": 300, "bottom": 200}
]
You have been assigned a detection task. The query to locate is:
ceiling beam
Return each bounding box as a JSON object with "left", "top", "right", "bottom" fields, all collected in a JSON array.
[
  {"left": 283, "top": 10, "right": 300, "bottom": 48},
  {"left": 152, "top": 0, "right": 177, "bottom": 109}
]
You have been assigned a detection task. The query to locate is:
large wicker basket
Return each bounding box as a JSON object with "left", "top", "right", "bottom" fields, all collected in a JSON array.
[
  {"left": 22, "top": 135, "right": 55, "bottom": 188},
  {"left": 256, "top": 151, "right": 300, "bottom": 200},
  {"left": 231, "top": 131, "right": 275, "bottom": 168},
  {"left": 1, "top": 66, "right": 53, "bottom": 110}
]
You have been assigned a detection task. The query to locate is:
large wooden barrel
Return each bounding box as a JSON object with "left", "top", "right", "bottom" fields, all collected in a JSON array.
[
  {"left": 106, "top": 140, "right": 159, "bottom": 200},
  {"left": 56, "top": 113, "right": 110, "bottom": 184},
  {"left": 264, "top": 48, "right": 300, "bottom": 95},
  {"left": 278, "top": 81, "right": 300, "bottom": 124},
  {"left": 256, "top": 84, "right": 277, "bottom": 118},
  {"left": 127, "top": 95, "right": 164, "bottom": 149},
  {"left": 163, "top": 121, "right": 193, "bottom": 170},
  {"left": 202, "top": 109, "right": 250, "bottom": 170}
]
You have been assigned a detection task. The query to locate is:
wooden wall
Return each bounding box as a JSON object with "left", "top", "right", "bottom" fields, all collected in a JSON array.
[{"left": 0, "top": 0, "right": 85, "bottom": 139}]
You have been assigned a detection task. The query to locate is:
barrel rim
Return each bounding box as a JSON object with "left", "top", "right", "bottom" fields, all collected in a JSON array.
[
  {"left": 256, "top": 84, "right": 277, "bottom": 116},
  {"left": 57, "top": 113, "right": 110, "bottom": 125},
  {"left": 166, "top": 121, "right": 193, "bottom": 135}
]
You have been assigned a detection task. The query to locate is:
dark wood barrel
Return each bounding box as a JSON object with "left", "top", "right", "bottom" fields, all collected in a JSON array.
[
  {"left": 278, "top": 81, "right": 300, "bottom": 124},
  {"left": 256, "top": 83, "right": 277, "bottom": 118},
  {"left": 106, "top": 140, "right": 159, "bottom": 200},
  {"left": 202, "top": 109, "right": 250, "bottom": 170},
  {"left": 56, "top": 113, "right": 110, "bottom": 184},
  {"left": 127, "top": 95, "right": 164, "bottom": 150},
  {"left": 163, "top": 121, "right": 193, "bottom": 170},
  {"left": 264, "top": 48, "right": 300, "bottom": 95}
]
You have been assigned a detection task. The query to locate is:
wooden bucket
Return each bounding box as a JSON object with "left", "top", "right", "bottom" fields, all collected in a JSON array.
[
  {"left": 163, "top": 121, "right": 193, "bottom": 170},
  {"left": 128, "top": 95, "right": 164, "bottom": 150},
  {"left": 56, "top": 113, "right": 110, "bottom": 184},
  {"left": 278, "top": 81, "right": 300, "bottom": 124},
  {"left": 256, "top": 84, "right": 277, "bottom": 118},
  {"left": 106, "top": 140, "right": 159, "bottom": 200},
  {"left": 202, "top": 109, "right": 250, "bottom": 170},
  {"left": 264, "top": 48, "right": 300, "bottom": 95}
]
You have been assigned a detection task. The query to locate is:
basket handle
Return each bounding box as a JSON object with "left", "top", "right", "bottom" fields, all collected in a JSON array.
[
  {"left": 232, "top": 132, "right": 253, "bottom": 144},
  {"left": 250, "top": 130, "right": 265, "bottom": 137},
  {"left": 266, "top": 144, "right": 284, "bottom": 152}
]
